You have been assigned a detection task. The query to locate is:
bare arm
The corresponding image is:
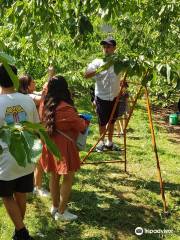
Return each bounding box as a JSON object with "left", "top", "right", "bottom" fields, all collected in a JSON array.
[
  {"left": 84, "top": 70, "right": 96, "bottom": 79},
  {"left": 48, "top": 66, "right": 56, "bottom": 78},
  {"left": 33, "top": 95, "right": 42, "bottom": 107}
]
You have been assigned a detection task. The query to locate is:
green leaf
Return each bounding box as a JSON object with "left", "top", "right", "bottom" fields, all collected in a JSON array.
[
  {"left": 31, "top": 139, "right": 42, "bottom": 163},
  {"left": 159, "top": 65, "right": 166, "bottom": 78},
  {"left": 22, "top": 122, "right": 60, "bottom": 160},
  {"left": 22, "top": 122, "right": 61, "bottom": 160},
  {"left": 21, "top": 131, "right": 33, "bottom": 163},
  {"left": 0, "top": 41, "right": 6, "bottom": 51},
  {"left": 79, "top": 15, "right": 93, "bottom": 35},
  {"left": 0, "top": 122, "right": 60, "bottom": 166},
  {"left": 22, "top": 121, "right": 44, "bottom": 131},
  {"left": 114, "top": 60, "right": 128, "bottom": 75},
  {"left": 141, "top": 71, "right": 153, "bottom": 86},
  {"left": 99, "top": 0, "right": 108, "bottom": 9},
  {"left": 37, "top": 128, "right": 61, "bottom": 160},
  {"left": 22, "top": 131, "right": 42, "bottom": 164},
  {"left": 152, "top": 70, "right": 157, "bottom": 82},
  {"left": 96, "top": 60, "right": 114, "bottom": 74},
  {"left": 9, "top": 131, "right": 27, "bottom": 167},
  {"left": 0, "top": 52, "right": 16, "bottom": 65},
  {"left": 159, "top": 5, "right": 166, "bottom": 16}
]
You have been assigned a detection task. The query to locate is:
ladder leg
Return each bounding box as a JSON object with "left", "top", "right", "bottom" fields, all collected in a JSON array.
[{"left": 144, "top": 86, "right": 168, "bottom": 213}]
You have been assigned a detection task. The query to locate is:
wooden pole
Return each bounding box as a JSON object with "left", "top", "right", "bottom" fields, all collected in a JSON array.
[
  {"left": 84, "top": 160, "right": 125, "bottom": 164},
  {"left": 124, "top": 125, "right": 127, "bottom": 172},
  {"left": 144, "top": 86, "right": 168, "bottom": 213},
  {"left": 122, "top": 85, "right": 143, "bottom": 172}
]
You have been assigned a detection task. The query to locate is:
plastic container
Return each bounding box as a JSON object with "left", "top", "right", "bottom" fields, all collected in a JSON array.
[
  {"left": 77, "top": 113, "right": 93, "bottom": 151},
  {"left": 169, "top": 113, "right": 178, "bottom": 125},
  {"left": 79, "top": 113, "right": 92, "bottom": 121},
  {"left": 76, "top": 127, "right": 89, "bottom": 151}
]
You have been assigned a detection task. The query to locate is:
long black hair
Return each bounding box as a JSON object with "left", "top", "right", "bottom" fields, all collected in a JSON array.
[{"left": 43, "top": 75, "right": 74, "bottom": 135}]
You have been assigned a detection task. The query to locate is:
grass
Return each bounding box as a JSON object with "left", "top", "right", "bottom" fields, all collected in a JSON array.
[{"left": 0, "top": 96, "right": 180, "bottom": 240}]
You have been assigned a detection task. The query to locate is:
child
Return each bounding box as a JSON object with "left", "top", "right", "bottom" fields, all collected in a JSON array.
[{"left": 116, "top": 81, "right": 130, "bottom": 135}]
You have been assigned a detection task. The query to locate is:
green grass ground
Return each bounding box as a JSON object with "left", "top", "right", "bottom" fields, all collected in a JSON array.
[{"left": 0, "top": 97, "right": 180, "bottom": 240}]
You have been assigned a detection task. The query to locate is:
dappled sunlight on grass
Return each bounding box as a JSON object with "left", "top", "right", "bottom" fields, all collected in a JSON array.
[{"left": 0, "top": 98, "right": 179, "bottom": 239}]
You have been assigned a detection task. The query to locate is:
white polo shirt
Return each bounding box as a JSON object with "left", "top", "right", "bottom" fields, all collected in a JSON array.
[{"left": 87, "top": 58, "right": 120, "bottom": 101}]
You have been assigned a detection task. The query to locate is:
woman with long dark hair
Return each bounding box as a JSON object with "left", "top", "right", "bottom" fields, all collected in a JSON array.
[{"left": 40, "top": 75, "right": 89, "bottom": 221}]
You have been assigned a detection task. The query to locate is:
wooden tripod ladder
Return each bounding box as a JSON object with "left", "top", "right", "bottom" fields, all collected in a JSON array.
[{"left": 81, "top": 71, "right": 168, "bottom": 213}]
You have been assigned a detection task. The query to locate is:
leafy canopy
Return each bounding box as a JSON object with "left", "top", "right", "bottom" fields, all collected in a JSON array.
[{"left": 0, "top": 0, "right": 179, "bottom": 102}]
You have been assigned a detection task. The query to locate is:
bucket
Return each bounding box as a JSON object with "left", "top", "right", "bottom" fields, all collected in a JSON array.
[{"left": 169, "top": 114, "right": 178, "bottom": 125}]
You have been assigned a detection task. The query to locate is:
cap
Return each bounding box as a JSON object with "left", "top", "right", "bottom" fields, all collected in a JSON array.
[{"left": 100, "top": 37, "right": 116, "bottom": 46}]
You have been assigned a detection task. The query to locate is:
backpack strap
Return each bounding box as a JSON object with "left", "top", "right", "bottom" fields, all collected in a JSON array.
[{"left": 56, "top": 129, "right": 74, "bottom": 143}]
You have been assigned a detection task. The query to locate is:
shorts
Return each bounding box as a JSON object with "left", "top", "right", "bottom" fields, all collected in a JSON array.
[
  {"left": 95, "top": 96, "right": 119, "bottom": 126},
  {"left": 0, "top": 173, "right": 34, "bottom": 197}
]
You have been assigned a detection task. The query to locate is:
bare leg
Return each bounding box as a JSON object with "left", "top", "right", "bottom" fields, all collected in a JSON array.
[
  {"left": 99, "top": 125, "right": 106, "bottom": 141},
  {"left": 50, "top": 172, "right": 60, "bottom": 208},
  {"left": 59, "top": 172, "right": 75, "bottom": 214},
  {"left": 123, "top": 112, "right": 128, "bottom": 130},
  {"left": 34, "top": 161, "right": 44, "bottom": 189},
  {"left": 108, "top": 123, "right": 115, "bottom": 142},
  {"left": 3, "top": 196, "right": 25, "bottom": 230},
  {"left": 116, "top": 120, "right": 120, "bottom": 135},
  {"left": 116, "top": 120, "right": 123, "bottom": 135},
  {"left": 120, "top": 118, "right": 124, "bottom": 132},
  {"left": 14, "top": 192, "right": 26, "bottom": 219}
]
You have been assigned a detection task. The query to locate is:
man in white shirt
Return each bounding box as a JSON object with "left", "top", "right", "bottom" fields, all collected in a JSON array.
[
  {"left": 85, "top": 37, "right": 120, "bottom": 152},
  {"left": 0, "top": 63, "right": 39, "bottom": 240}
]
